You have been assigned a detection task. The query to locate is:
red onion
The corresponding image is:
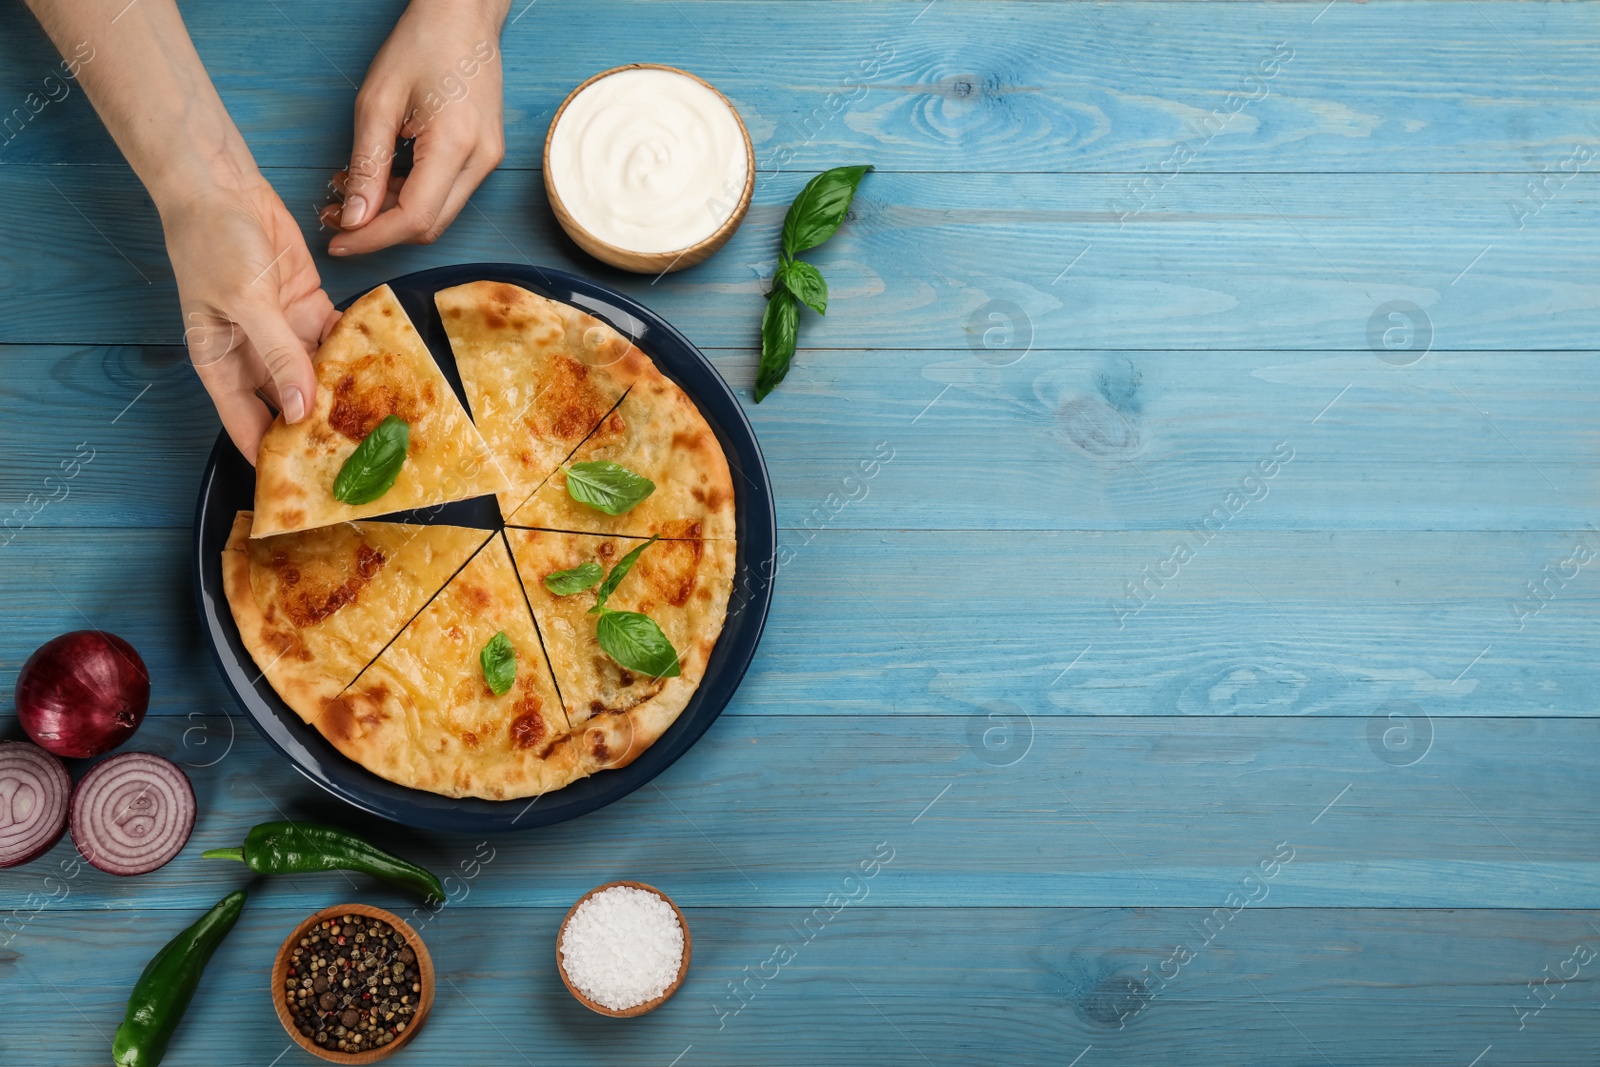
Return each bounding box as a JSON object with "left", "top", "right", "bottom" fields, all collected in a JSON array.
[
  {"left": 16, "top": 631, "right": 149, "bottom": 758},
  {"left": 70, "top": 752, "right": 194, "bottom": 876},
  {"left": 0, "top": 742, "right": 70, "bottom": 868}
]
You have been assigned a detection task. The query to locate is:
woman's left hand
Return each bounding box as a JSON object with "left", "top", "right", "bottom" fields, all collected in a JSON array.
[{"left": 327, "top": 0, "right": 509, "bottom": 255}]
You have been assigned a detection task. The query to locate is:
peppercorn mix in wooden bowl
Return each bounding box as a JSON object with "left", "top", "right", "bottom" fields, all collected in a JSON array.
[{"left": 271, "top": 903, "right": 434, "bottom": 1063}]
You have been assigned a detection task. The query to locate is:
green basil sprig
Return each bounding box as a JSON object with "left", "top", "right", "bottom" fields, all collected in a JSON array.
[
  {"left": 564, "top": 460, "right": 656, "bottom": 515},
  {"left": 590, "top": 536, "right": 658, "bottom": 614},
  {"left": 782, "top": 165, "right": 873, "bottom": 254},
  {"left": 760, "top": 289, "right": 801, "bottom": 400},
  {"left": 545, "top": 536, "right": 681, "bottom": 678},
  {"left": 333, "top": 415, "right": 410, "bottom": 505},
  {"left": 595, "top": 612, "right": 681, "bottom": 678},
  {"left": 480, "top": 631, "right": 516, "bottom": 696},
  {"left": 776, "top": 258, "right": 827, "bottom": 315},
  {"left": 756, "top": 164, "right": 873, "bottom": 403},
  {"left": 543, "top": 561, "right": 602, "bottom": 596}
]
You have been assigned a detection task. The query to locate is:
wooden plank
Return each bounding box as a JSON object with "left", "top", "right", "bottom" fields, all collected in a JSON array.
[
  {"left": 2, "top": 344, "right": 1594, "bottom": 531},
  {"left": 717, "top": 346, "right": 1600, "bottom": 532},
  {"left": 3, "top": 2, "right": 1598, "bottom": 173},
  {"left": 751, "top": 529, "right": 1600, "bottom": 718},
  {"left": 0, "top": 345, "right": 196, "bottom": 530},
  {"left": 2, "top": 1, "right": 1592, "bottom": 1062},
  {"left": 1, "top": 714, "right": 1596, "bottom": 912},
  {"left": 1, "top": 527, "right": 1594, "bottom": 718},
  {"left": 2, "top": 904, "right": 1596, "bottom": 1065},
  {"left": 0, "top": 166, "right": 1595, "bottom": 350}
]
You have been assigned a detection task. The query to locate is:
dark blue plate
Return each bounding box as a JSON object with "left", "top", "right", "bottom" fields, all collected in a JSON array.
[{"left": 193, "top": 264, "right": 775, "bottom": 833}]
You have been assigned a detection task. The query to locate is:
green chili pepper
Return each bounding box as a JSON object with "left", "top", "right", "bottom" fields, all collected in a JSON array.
[
  {"left": 112, "top": 889, "right": 246, "bottom": 1067},
  {"left": 201, "top": 820, "right": 445, "bottom": 904}
]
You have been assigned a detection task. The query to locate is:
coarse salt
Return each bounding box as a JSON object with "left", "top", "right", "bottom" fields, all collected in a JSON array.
[{"left": 560, "top": 885, "right": 685, "bottom": 1011}]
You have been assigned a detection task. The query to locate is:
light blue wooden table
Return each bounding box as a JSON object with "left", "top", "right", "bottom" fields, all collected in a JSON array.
[{"left": 2, "top": 1, "right": 1597, "bottom": 1063}]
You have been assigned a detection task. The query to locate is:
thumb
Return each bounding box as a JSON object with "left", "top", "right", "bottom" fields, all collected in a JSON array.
[
  {"left": 238, "top": 301, "right": 317, "bottom": 425},
  {"left": 343, "top": 92, "right": 402, "bottom": 229}
]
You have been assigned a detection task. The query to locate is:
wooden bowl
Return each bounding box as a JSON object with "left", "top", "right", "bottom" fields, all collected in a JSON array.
[
  {"left": 556, "top": 880, "right": 692, "bottom": 1017},
  {"left": 543, "top": 64, "right": 755, "bottom": 274},
  {"left": 271, "top": 904, "right": 435, "bottom": 1063}
]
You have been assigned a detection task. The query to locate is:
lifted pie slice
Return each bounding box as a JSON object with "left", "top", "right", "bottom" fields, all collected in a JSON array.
[
  {"left": 436, "top": 281, "right": 649, "bottom": 518},
  {"left": 221, "top": 511, "right": 491, "bottom": 722},
  {"left": 506, "top": 363, "right": 736, "bottom": 540},
  {"left": 506, "top": 528, "right": 735, "bottom": 772},
  {"left": 325, "top": 536, "right": 581, "bottom": 800},
  {"left": 252, "top": 284, "right": 510, "bottom": 538}
]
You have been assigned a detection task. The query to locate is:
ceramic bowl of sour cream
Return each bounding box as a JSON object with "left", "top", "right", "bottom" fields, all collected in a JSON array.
[{"left": 543, "top": 64, "right": 755, "bottom": 274}]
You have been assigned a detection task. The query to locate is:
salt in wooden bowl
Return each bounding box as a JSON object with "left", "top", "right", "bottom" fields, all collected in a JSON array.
[{"left": 556, "top": 880, "right": 692, "bottom": 1017}]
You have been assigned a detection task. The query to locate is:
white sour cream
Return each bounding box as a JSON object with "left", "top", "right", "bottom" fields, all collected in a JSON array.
[{"left": 547, "top": 67, "right": 749, "bottom": 255}]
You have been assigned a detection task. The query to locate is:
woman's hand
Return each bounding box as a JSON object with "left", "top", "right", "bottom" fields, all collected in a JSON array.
[
  {"left": 163, "top": 179, "right": 339, "bottom": 463},
  {"left": 24, "top": 0, "right": 343, "bottom": 463},
  {"left": 328, "top": 0, "right": 510, "bottom": 255}
]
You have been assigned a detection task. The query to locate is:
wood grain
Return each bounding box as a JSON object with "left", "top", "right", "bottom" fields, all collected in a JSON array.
[
  {"left": 0, "top": 0, "right": 1594, "bottom": 1062},
  {"left": 3, "top": 2, "right": 1598, "bottom": 173},
  {"left": 2, "top": 905, "right": 1597, "bottom": 1066},
  {"left": 0, "top": 527, "right": 1594, "bottom": 719},
  {"left": 0, "top": 167, "right": 1597, "bottom": 350},
  {"left": 0, "top": 344, "right": 1593, "bottom": 531},
  {"left": 0, "top": 715, "right": 1595, "bottom": 912}
]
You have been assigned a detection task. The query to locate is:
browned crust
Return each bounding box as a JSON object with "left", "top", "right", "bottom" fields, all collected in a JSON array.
[
  {"left": 251, "top": 284, "right": 509, "bottom": 538},
  {"left": 227, "top": 282, "right": 740, "bottom": 801},
  {"left": 221, "top": 511, "right": 344, "bottom": 725},
  {"left": 435, "top": 281, "right": 651, "bottom": 517},
  {"left": 507, "top": 361, "right": 736, "bottom": 540},
  {"left": 506, "top": 530, "right": 735, "bottom": 775},
  {"left": 317, "top": 672, "right": 592, "bottom": 800},
  {"left": 308, "top": 537, "right": 591, "bottom": 800}
]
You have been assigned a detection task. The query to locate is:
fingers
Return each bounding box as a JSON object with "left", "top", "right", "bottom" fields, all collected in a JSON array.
[
  {"left": 321, "top": 174, "right": 402, "bottom": 230},
  {"left": 342, "top": 88, "right": 405, "bottom": 230},
  {"left": 188, "top": 321, "right": 275, "bottom": 465},
  {"left": 329, "top": 131, "right": 498, "bottom": 256},
  {"left": 214, "top": 392, "right": 276, "bottom": 466},
  {"left": 236, "top": 300, "right": 318, "bottom": 427},
  {"left": 190, "top": 296, "right": 332, "bottom": 466},
  {"left": 318, "top": 305, "right": 343, "bottom": 344}
]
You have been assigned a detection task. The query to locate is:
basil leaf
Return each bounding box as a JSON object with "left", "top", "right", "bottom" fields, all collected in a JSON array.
[
  {"left": 754, "top": 288, "right": 800, "bottom": 403},
  {"left": 333, "top": 415, "right": 410, "bottom": 505},
  {"left": 544, "top": 561, "right": 603, "bottom": 596},
  {"left": 595, "top": 611, "right": 682, "bottom": 678},
  {"left": 780, "top": 165, "right": 872, "bottom": 256},
  {"left": 592, "top": 535, "right": 659, "bottom": 613},
  {"left": 777, "top": 258, "right": 828, "bottom": 315},
  {"left": 564, "top": 460, "right": 656, "bottom": 515},
  {"left": 479, "top": 631, "right": 516, "bottom": 696}
]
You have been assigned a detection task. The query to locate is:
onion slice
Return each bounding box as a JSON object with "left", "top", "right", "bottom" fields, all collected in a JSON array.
[
  {"left": 70, "top": 752, "right": 195, "bottom": 876},
  {"left": 0, "top": 742, "right": 71, "bottom": 868}
]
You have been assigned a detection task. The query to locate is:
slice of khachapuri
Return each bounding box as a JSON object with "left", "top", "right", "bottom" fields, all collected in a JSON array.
[
  {"left": 252, "top": 284, "right": 509, "bottom": 538},
  {"left": 436, "top": 281, "right": 649, "bottom": 519},
  {"left": 221, "top": 511, "right": 491, "bottom": 720},
  {"left": 323, "top": 536, "right": 582, "bottom": 800},
  {"left": 506, "top": 528, "right": 735, "bottom": 773},
  {"left": 506, "top": 360, "right": 735, "bottom": 541}
]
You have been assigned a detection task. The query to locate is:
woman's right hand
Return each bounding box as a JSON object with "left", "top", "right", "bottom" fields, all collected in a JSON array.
[
  {"left": 161, "top": 178, "right": 341, "bottom": 464},
  {"left": 323, "top": 0, "right": 508, "bottom": 256}
]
